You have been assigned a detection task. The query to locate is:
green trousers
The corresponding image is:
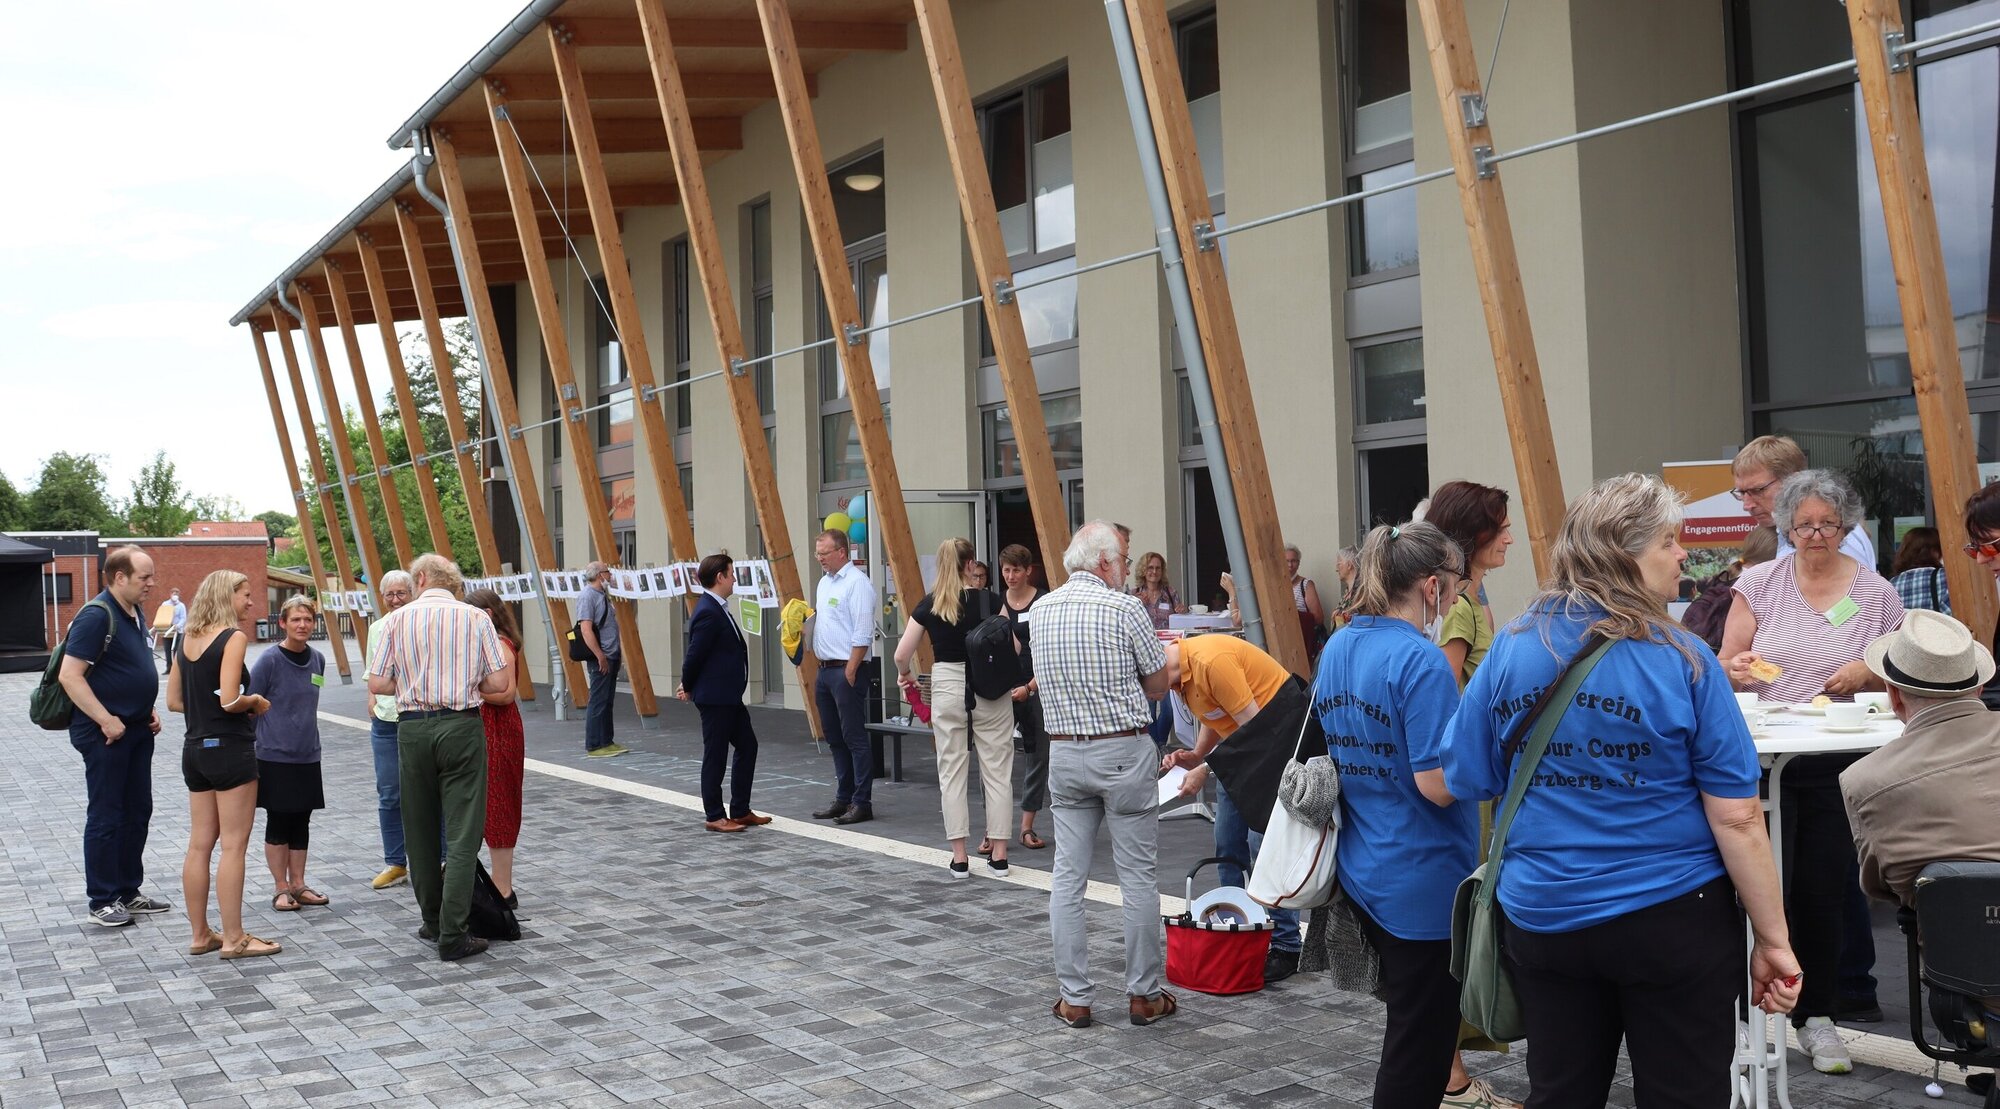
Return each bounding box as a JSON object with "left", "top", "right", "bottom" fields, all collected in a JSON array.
[{"left": 397, "top": 711, "right": 488, "bottom": 951}]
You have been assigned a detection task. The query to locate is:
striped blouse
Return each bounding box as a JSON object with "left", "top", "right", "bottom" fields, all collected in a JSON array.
[
  {"left": 365, "top": 589, "right": 507, "bottom": 712},
  {"left": 1735, "top": 553, "right": 1905, "bottom": 703}
]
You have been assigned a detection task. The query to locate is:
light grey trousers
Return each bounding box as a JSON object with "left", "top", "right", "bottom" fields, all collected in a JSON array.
[{"left": 1048, "top": 733, "right": 1163, "bottom": 1006}]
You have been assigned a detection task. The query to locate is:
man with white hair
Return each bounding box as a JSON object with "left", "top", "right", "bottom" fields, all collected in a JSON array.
[
  {"left": 1033, "top": 520, "right": 1175, "bottom": 1029},
  {"left": 363, "top": 570, "right": 417, "bottom": 889},
  {"left": 576, "top": 560, "right": 627, "bottom": 757}
]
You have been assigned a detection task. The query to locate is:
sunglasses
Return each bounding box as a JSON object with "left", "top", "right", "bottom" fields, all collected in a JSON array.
[{"left": 1964, "top": 538, "right": 2000, "bottom": 559}]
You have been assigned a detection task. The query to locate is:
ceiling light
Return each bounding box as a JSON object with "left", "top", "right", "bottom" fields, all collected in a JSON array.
[{"left": 844, "top": 172, "right": 883, "bottom": 193}]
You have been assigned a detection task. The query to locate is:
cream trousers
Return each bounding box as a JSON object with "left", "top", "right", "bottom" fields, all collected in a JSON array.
[{"left": 928, "top": 662, "right": 1016, "bottom": 842}]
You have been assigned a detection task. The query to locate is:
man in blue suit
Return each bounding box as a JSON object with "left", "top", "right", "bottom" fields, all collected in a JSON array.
[{"left": 678, "top": 553, "right": 767, "bottom": 832}]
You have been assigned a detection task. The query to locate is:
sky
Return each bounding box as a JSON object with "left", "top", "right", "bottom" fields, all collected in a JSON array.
[{"left": 0, "top": 3, "right": 505, "bottom": 519}]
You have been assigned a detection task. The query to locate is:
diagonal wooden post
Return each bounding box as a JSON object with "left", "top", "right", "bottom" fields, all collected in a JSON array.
[
  {"left": 434, "top": 135, "right": 589, "bottom": 707},
  {"left": 354, "top": 235, "right": 455, "bottom": 560},
  {"left": 391, "top": 203, "right": 504, "bottom": 572},
  {"left": 1415, "top": 0, "right": 1566, "bottom": 580},
  {"left": 546, "top": 23, "right": 700, "bottom": 615},
  {"left": 755, "top": 0, "right": 924, "bottom": 625},
  {"left": 911, "top": 0, "right": 1069, "bottom": 580},
  {"left": 1120, "top": 0, "right": 1309, "bottom": 676},
  {"left": 1847, "top": 0, "right": 1995, "bottom": 641},
  {"left": 483, "top": 87, "right": 660, "bottom": 717},
  {"left": 250, "top": 325, "right": 353, "bottom": 679},
  {"left": 293, "top": 280, "right": 391, "bottom": 606},
  {"left": 269, "top": 308, "right": 371, "bottom": 646},
  {"left": 635, "top": 0, "right": 822, "bottom": 732},
  {"left": 322, "top": 262, "right": 417, "bottom": 567}
]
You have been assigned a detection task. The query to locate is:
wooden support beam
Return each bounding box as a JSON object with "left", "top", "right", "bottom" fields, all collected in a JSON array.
[
  {"left": 354, "top": 236, "right": 455, "bottom": 560},
  {"left": 409, "top": 182, "right": 678, "bottom": 217},
  {"left": 755, "top": 0, "right": 924, "bottom": 642},
  {"left": 492, "top": 69, "right": 805, "bottom": 102},
  {"left": 293, "top": 282, "right": 392, "bottom": 609},
  {"left": 549, "top": 27, "right": 701, "bottom": 613},
  {"left": 1847, "top": 0, "right": 1996, "bottom": 641},
  {"left": 321, "top": 263, "right": 418, "bottom": 568},
  {"left": 482, "top": 90, "right": 661, "bottom": 717},
  {"left": 1120, "top": 0, "right": 1309, "bottom": 677},
  {"left": 439, "top": 115, "right": 741, "bottom": 157},
  {"left": 557, "top": 15, "right": 906, "bottom": 51},
  {"left": 249, "top": 328, "right": 353, "bottom": 679},
  {"left": 635, "top": 0, "right": 822, "bottom": 728},
  {"left": 434, "top": 141, "right": 585, "bottom": 705},
  {"left": 1414, "top": 0, "right": 1566, "bottom": 582},
  {"left": 911, "top": 0, "right": 1068, "bottom": 583},
  {"left": 269, "top": 309, "right": 371, "bottom": 646}
]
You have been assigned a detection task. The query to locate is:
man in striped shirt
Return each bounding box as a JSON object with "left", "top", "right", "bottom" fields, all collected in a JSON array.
[{"left": 366, "top": 553, "right": 509, "bottom": 962}]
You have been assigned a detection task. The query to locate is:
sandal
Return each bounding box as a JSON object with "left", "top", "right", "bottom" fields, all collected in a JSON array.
[
  {"left": 188, "top": 933, "right": 223, "bottom": 956},
  {"left": 271, "top": 891, "right": 300, "bottom": 912},
  {"left": 219, "top": 934, "right": 282, "bottom": 960},
  {"left": 1020, "top": 830, "right": 1048, "bottom": 850},
  {"left": 976, "top": 838, "right": 993, "bottom": 857},
  {"left": 292, "top": 886, "right": 329, "bottom": 907}
]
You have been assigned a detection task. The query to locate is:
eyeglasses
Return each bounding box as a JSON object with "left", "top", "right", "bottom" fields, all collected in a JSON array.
[
  {"left": 1789, "top": 523, "right": 1844, "bottom": 540},
  {"left": 1730, "top": 478, "right": 1778, "bottom": 501},
  {"left": 1964, "top": 538, "right": 2000, "bottom": 559}
]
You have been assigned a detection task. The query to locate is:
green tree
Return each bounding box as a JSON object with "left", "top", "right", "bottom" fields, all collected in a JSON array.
[
  {"left": 126, "top": 451, "right": 199, "bottom": 537},
  {"left": 0, "top": 469, "right": 23, "bottom": 529},
  {"left": 399, "top": 319, "right": 484, "bottom": 453},
  {"left": 25, "top": 453, "right": 122, "bottom": 532},
  {"left": 191, "top": 494, "right": 245, "bottom": 522},
  {"left": 254, "top": 509, "right": 298, "bottom": 539}
]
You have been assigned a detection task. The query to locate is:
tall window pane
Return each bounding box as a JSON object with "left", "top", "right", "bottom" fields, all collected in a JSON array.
[
  {"left": 1352, "top": 0, "right": 1412, "bottom": 152},
  {"left": 1032, "top": 73, "right": 1075, "bottom": 253},
  {"left": 988, "top": 99, "right": 1030, "bottom": 255},
  {"left": 1357, "top": 337, "right": 1425, "bottom": 424},
  {"left": 1350, "top": 163, "right": 1419, "bottom": 275}
]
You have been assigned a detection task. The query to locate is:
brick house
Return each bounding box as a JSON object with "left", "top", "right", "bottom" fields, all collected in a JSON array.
[{"left": 8, "top": 527, "right": 271, "bottom": 640}]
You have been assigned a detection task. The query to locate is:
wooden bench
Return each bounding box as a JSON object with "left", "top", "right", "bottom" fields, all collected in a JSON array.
[{"left": 864, "top": 720, "right": 931, "bottom": 783}]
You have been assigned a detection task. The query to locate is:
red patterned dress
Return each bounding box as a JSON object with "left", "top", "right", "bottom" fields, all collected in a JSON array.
[{"left": 482, "top": 635, "right": 526, "bottom": 849}]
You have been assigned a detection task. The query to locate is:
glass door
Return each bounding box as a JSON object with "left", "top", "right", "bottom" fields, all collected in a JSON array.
[{"left": 871, "top": 490, "right": 989, "bottom": 717}]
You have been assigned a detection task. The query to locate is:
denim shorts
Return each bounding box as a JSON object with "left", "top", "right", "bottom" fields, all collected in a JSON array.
[{"left": 182, "top": 735, "right": 258, "bottom": 793}]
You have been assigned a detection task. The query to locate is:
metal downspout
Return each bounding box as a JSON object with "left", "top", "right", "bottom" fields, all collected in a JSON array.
[
  {"left": 1101, "top": 2, "right": 1268, "bottom": 651},
  {"left": 409, "top": 133, "right": 568, "bottom": 718}
]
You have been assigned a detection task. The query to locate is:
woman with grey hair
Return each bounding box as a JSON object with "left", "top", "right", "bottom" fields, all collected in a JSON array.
[{"left": 1720, "top": 467, "right": 1904, "bottom": 1075}]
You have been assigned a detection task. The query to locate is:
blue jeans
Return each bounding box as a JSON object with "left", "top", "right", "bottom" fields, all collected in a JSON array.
[
  {"left": 1214, "top": 781, "right": 1300, "bottom": 952},
  {"left": 71, "top": 718, "right": 154, "bottom": 910},
  {"left": 815, "top": 663, "right": 872, "bottom": 806},
  {"left": 585, "top": 653, "right": 621, "bottom": 750},
  {"left": 370, "top": 717, "right": 406, "bottom": 868}
]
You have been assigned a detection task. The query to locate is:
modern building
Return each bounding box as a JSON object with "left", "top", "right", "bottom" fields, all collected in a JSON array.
[{"left": 232, "top": 0, "right": 2000, "bottom": 710}]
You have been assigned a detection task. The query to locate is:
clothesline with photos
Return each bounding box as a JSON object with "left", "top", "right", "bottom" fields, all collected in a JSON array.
[{"left": 316, "top": 562, "right": 782, "bottom": 616}]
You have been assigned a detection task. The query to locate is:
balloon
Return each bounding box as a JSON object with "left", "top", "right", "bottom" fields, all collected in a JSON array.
[
  {"left": 848, "top": 518, "right": 868, "bottom": 543},
  {"left": 824, "top": 512, "right": 853, "bottom": 535},
  {"left": 846, "top": 493, "right": 868, "bottom": 521}
]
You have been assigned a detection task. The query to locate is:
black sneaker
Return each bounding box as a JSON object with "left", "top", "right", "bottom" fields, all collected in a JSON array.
[
  {"left": 88, "top": 904, "right": 134, "bottom": 928},
  {"left": 439, "top": 936, "right": 489, "bottom": 962},
  {"left": 987, "top": 857, "right": 1010, "bottom": 876},
  {"left": 948, "top": 859, "right": 970, "bottom": 880},
  {"left": 1264, "top": 948, "right": 1300, "bottom": 984},
  {"left": 121, "top": 894, "right": 172, "bottom": 915}
]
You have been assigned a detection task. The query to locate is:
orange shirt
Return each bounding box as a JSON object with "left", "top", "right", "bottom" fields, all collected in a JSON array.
[{"left": 1175, "top": 634, "right": 1290, "bottom": 738}]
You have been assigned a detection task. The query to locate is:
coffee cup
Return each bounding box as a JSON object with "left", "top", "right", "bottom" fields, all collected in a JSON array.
[
  {"left": 1824, "top": 702, "right": 1869, "bottom": 729},
  {"left": 1734, "top": 692, "right": 1760, "bottom": 711},
  {"left": 1854, "top": 692, "right": 1890, "bottom": 714},
  {"left": 1189, "top": 605, "right": 1209, "bottom": 615},
  {"left": 1741, "top": 709, "right": 1766, "bottom": 733}
]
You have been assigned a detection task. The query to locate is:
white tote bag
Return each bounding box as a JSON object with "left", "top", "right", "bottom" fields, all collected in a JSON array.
[{"left": 1246, "top": 694, "right": 1340, "bottom": 911}]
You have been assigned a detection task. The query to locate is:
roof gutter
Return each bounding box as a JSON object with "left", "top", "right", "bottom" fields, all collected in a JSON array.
[
  {"left": 384, "top": 0, "right": 572, "bottom": 150},
  {"left": 227, "top": 160, "right": 418, "bottom": 327}
]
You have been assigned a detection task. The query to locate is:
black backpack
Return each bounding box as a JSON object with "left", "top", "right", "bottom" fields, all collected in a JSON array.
[
  {"left": 469, "top": 860, "right": 521, "bottom": 941},
  {"left": 29, "top": 598, "right": 117, "bottom": 731},
  {"left": 964, "top": 591, "right": 1025, "bottom": 700}
]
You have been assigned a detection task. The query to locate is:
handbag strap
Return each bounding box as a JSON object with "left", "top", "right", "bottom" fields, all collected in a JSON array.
[
  {"left": 1485, "top": 636, "right": 1615, "bottom": 874},
  {"left": 1292, "top": 674, "right": 1320, "bottom": 760}
]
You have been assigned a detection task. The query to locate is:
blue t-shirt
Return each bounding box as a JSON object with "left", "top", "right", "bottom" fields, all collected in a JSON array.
[
  {"left": 1440, "top": 603, "right": 1761, "bottom": 934},
  {"left": 65, "top": 591, "right": 160, "bottom": 723},
  {"left": 1315, "top": 615, "right": 1478, "bottom": 941}
]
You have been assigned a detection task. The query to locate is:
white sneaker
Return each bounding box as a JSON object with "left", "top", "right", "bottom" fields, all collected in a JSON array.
[
  {"left": 1440, "top": 1076, "right": 1522, "bottom": 1108},
  {"left": 1795, "top": 1016, "right": 1853, "bottom": 1074}
]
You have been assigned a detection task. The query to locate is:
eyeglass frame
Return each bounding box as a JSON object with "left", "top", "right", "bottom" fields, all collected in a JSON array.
[
  {"left": 1788, "top": 522, "right": 1847, "bottom": 541},
  {"left": 1730, "top": 477, "right": 1779, "bottom": 501}
]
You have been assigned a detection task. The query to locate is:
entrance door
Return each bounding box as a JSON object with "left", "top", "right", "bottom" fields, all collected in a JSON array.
[
  {"left": 870, "top": 490, "right": 988, "bottom": 716},
  {"left": 1182, "top": 466, "right": 1227, "bottom": 612}
]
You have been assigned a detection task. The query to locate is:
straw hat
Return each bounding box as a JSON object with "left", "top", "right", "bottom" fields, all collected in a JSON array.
[{"left": 1862, "top": 609, "right": 1996, "bottom": 696}]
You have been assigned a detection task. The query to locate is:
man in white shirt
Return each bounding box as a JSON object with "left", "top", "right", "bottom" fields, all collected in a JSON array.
[
  {"left": 1734, "top": 435, "right": 1878, "bottom": 569},
  {"left": 809, "top": 529, "right": 880, "bottom": 825}
]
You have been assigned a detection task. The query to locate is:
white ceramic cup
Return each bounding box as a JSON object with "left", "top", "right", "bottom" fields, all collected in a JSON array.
[
  {"left": 1735, "top": 691, "right": 1761, "bottom": 711},
  {"left": 1854, "top": 691, "right": 1891, "bottom": 714},
  {"left": 1188, "top": 605, "right": 1209, "bottom": 615},
  {"left": 1741, "top": 709, "right": 1767, "bottom": 733},
  {"left": 1825, "top": 702, "right": 1869, "bottom": 729}
]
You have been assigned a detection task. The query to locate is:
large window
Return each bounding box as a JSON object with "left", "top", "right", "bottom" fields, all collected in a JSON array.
[
  {"left": 668, "top": 237, "right": 694, "bottom": 433},
  {"left": 1343, "top": 0, "right": 1418, "bottom": 279},
  {"left": 1736, "top": 0, "right": 2000, "bottom": 563},
  {"left": 592, "top": 279, "right": 633, "bottom": 447},
  {"left": 818, "top": 150, "right": 889, "bottom": 490},
  {"left": 980, "top": 70, "right": 1077, "bottom": 356},
  {"left": 1178, "top": 10, "right": 1224, "bottom": 207},
  {"left": 46, "top": 572, "right": 72, "bottom": 603},
  {"left": 746, "top": 200, "right": 775, "bottom": 417},
  {"left": 603, "top": 477, "right": 637, "bottom": 566},
  {"left": 1352, "top": 334, "right": 1429, "bottom": 527}
]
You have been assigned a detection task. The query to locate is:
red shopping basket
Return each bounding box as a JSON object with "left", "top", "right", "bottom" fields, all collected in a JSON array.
[{"left": 1165, "top": 856, "right": 1273, "bottom": 995}]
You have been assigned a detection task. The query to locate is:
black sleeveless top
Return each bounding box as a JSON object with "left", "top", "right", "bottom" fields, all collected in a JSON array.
[{"left": 181, "top": 629, "right": 256, "bottom": 742}]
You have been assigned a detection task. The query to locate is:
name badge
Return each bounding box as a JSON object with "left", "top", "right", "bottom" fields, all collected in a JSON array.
[
  {"left": 1825, "top": 596, "right": 1859, "bottom": 627},
  {"left": 1157, "top": 602, "right": 1171, "bottom": 611},
  {"left": 310, "top": 673, "right": 325, "bottom": 687},
  {"left": 1201, "top": 708, "right": 1226, "bottom": 720}
]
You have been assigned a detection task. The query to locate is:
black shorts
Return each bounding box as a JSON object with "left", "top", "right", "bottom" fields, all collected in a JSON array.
[{"left": 182, "top": 735, "right": 258, "bottom": 793}]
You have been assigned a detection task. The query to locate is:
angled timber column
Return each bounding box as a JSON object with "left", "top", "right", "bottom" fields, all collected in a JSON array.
[
  {"left": 912, "top": 0, "right": 1068, "bottom": 580},
  {"left": 480, "top": 93, "right": 661, "bottom": 717},
  {"left": 1414, "top": 0, "right": 1565, "bottom": 581},
  {"left": 294, "top": 280, "right": 391, "bottom": 607},
  {"left": 635, "top": 0, "right": 823, "bottom": 732},
  {"left": 250, "top": 326, "right": 353, "bottom": 680},
  {"left": 392, "top": 202, "right": 504, "bottom": 572},
  {"left": 355, "top": 235, "right": 454, "bottom": 560},
  {"left": 434, "top": 135, "right": 588, "bottom": 707},
  {"left": 1848, "top": 0, "right": 1996, "bottom": 641},
  {"left": 322, "top": 263, "right": 417, "bottom": 566},
  {"left": 269, "top": 309, "right": 371, "bottom": 645},
  {"left": 547, "top": 22, "right": 699, "bottom": 614},
  {"left": 1120, "top": 0, "right": 1309, "bottom": 676},
  {"left": 754, "top": 0, "right": 924, "bottom": 623}
]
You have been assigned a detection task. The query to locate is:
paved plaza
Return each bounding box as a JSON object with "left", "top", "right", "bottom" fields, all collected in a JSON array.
[{"left": 0, "top": 648, "right": 1983, "bottom": 1107}]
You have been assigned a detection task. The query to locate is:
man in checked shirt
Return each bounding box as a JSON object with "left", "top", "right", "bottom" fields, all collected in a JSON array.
[{"left": 1032, "top": 521, "right": 1175, "bottom": 1029}]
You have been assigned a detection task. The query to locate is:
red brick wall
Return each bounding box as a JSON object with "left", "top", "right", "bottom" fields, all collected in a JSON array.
[
  {"left": 139, "top": 541, "right": 269, "bottom": 637},
  {"left": 46, "top": 553, "right": 96, "bottom": 632}
]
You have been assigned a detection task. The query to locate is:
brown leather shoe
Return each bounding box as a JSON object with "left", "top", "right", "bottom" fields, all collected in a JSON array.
[
  {"left": 704, "top": 818, "right": 745, "bottom": 833},
  {"left": 1128, "top": 990, "right": 1178, "bottom": 1026},
  {"left": 732, "top": 812, "right": 773, "bottom": 826},
  {"left": 1051, "top": 999, "right": 1092, "bottom": 1028}
]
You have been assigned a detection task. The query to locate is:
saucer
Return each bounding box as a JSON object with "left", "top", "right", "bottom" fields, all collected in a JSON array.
[{"left": 1820, "top": 724, "right": 1874, "bottom": 734}]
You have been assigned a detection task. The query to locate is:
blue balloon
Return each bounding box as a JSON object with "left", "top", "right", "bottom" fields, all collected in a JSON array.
[
  {"left": 846, "top": 493, "right": 868, "bottom": 521},
  {"left": 848, "top": 518, "right": 868, "bottom": 543}
]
